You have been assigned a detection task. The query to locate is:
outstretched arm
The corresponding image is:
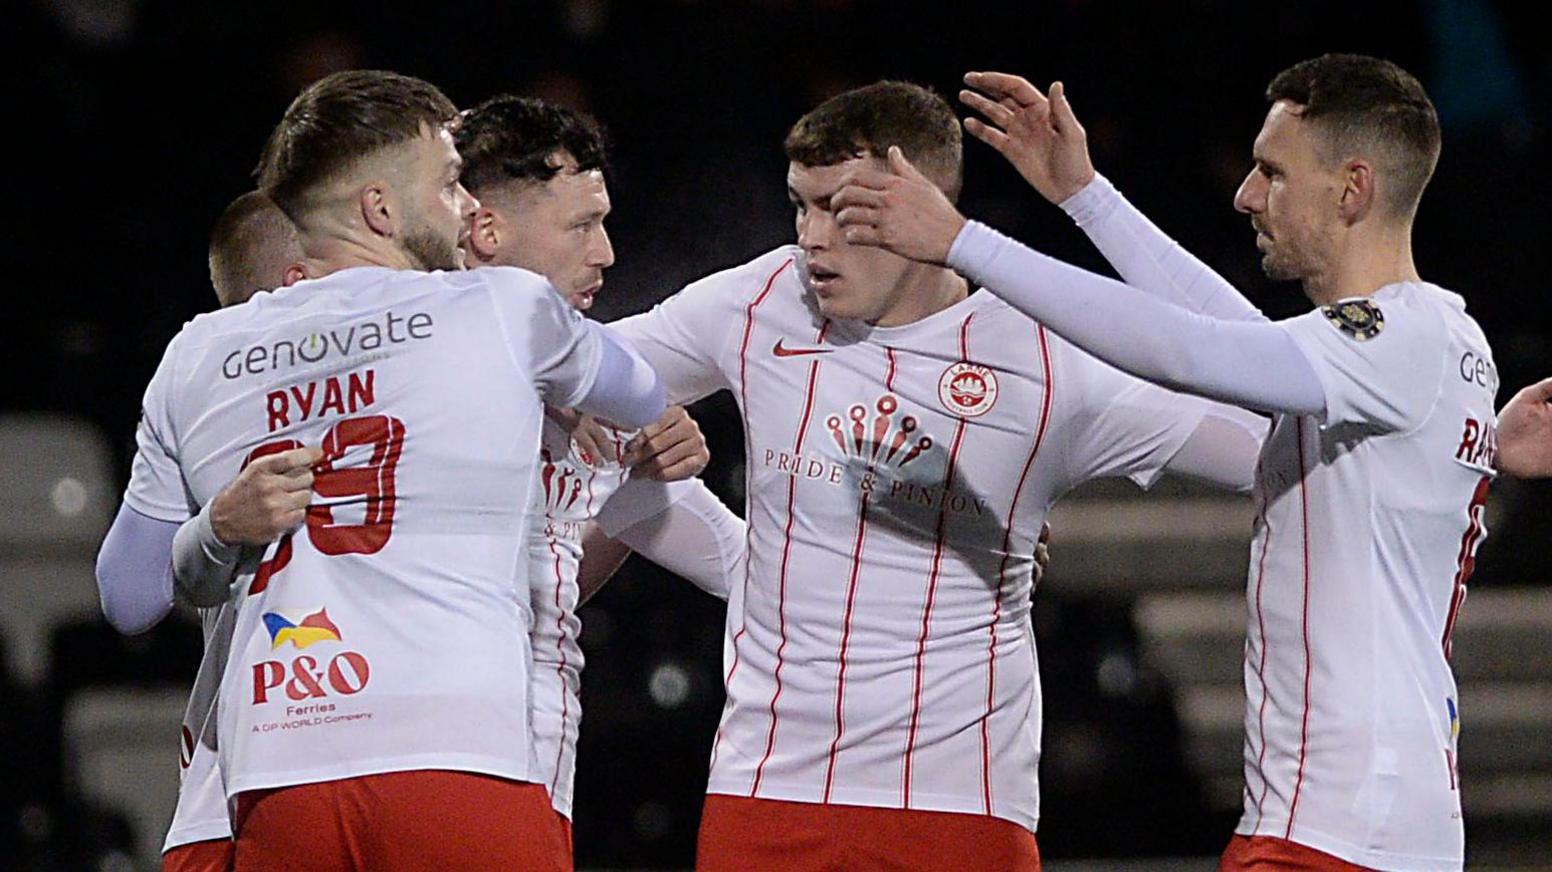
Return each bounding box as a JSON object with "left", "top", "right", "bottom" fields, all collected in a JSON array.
[
  {"left": 831, "top": 150, "right": 1323, "bottom": 417},
  {"left": 960, "top": 72, "right": 1263, "bottom": 323}
]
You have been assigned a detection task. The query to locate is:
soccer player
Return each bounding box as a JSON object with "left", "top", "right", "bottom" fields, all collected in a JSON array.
[
  {"left": 837, "top": 56, "right": 1493, "bottom": 870},
  {"left": 453, "top": 94, "right": 747, "bottom": 846},
  {"left": 93, "top": 190, "right": 311, "bottom": 872},
  {"left": 164, "top": 192, "right": 309, "bottom": 872},
  {"left": 609, "top": 81, "right": 1263, "bottom": 870},
  {"left": 96, "top": 69, "right": 665, "bottom": 871}
]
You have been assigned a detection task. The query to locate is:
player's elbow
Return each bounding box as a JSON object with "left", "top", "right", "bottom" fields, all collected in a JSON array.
[{"left": 95, "top": 559, "right": 168, "bottom": 636}]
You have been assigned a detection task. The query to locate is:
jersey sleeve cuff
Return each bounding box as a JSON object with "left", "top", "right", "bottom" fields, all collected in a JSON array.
[{"left": 1057, "top": 174, "right": 1119, "bottom": 227}]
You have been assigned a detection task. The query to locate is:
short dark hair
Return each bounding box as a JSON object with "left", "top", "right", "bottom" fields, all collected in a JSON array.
[
  {"left": 454, "top": 95, "right": 609, "bottom": 195},
  {"left": 208, "top": 190, "right": 297, "bottom": 307},
  {"left": 785, "top": 81, "right": 963, "bottom": 202},
  {"left": 1267, "top": 54, "right": 1441, "bottom": 216},
  {"left": 256, "top": 70, "right": 459, "bottom": 219}
]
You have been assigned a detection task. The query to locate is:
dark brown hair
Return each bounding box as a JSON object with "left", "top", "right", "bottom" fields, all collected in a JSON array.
[
  {"left": 256, "top": 70, "right": 459, "bottom": 219},
  {"left": 1267, "top": 54, "right": 1441, "bottom": 216},
  {"left": 454, "top": 95, "right": 609, "bottom": 196},
  {"left": 207, "top": 190, "right": 295, "bottom": 307},
  {"left": 785, "top": 81, "right": 963, "bottom": 201}
]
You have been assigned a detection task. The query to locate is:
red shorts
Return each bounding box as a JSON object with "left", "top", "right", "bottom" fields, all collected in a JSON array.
[
  {"left": 1219, "top": 834, "right": 1373, "bottom": 871},
  {"left": 233, "top": 770, "right": 569, "bottom": 872},
  {"left": 696, "top": 793, "right": 1040, "bottom": 871},
  {"left": 163, "top": 838, "right": 234, "bottom": 872}
]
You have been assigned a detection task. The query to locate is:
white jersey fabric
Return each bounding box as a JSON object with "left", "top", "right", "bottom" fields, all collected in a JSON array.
[
  {"left": 164, "top": 602, "right": 237, "bottom": 852},
  {"left": 124, "top": 265, "right": 603, "bottom": 798},
  {"left": 612, "top": 246, "right": 1209, "bottom": 831},
  {"left": 1238, "top": 283, "right": 1495, "bottom": 870},
  {"left": 527, "top": 415, "right": 714, "bottom": 817}
]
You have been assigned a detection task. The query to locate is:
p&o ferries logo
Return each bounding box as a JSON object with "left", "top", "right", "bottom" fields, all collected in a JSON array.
[
  {"left": 938, "top": 362, "right": 999, "bottom": 418},
  {"left": 252, "top": 606, "right": 370, "bottom": 704}
]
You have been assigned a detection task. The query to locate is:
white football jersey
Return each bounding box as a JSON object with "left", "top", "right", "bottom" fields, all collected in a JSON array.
[
  {"left": 612, "top": 246, "right": 1209, "bottom": 831},
  {"left": 124, "top": 265, "right": 602, "bottom": 797},
  {"left": 526, "top": 415, "right": 700, "bottom": 817},
  {"left": 1239, "top": 284, "right": 1495, "bottom": 871},
  {"left": 163, "top": 603, "right": 236, "bottom": 852}
]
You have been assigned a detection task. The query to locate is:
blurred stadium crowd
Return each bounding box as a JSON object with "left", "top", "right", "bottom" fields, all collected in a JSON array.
[{"left": 3, "top": 0, "right": 1548, "bottom": 868}]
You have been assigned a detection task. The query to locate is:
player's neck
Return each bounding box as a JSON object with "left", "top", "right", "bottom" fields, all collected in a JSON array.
[
  {"left": 1305, "top": 224, "right": 1421, "bottom": 307},
  {"left": 871, "top": 263, "right": 970, "bottom": 328},
  {"left": 301, "top": 233, "right": 422, "bottom": 278}
]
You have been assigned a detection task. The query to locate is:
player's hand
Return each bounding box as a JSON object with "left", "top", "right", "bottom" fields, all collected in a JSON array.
[
  {"left": 961, "top": 73, "right": 1096, "bottom": 205},
  {"left": 548, "top": 406, "right": 618, "bottom": 467},
  {"left": 1033, "top": 522, "right": 1052, "bottom": 586},
  {"left": 210, "top": 446, "right": 322, "bottom": 546},
  {"left": 623, "top": 406, "right": 709, "bottom": 481},
  {"left": 834, "top": 146, "right": 967, "bottom": 265},
  {"left": 1496, "top": 377, "right": 1552, "bottom": 478}
]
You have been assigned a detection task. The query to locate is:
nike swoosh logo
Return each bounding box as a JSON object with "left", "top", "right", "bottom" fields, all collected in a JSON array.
[{"left": 772, "top": 339, "right": 833, "bottom": 357}]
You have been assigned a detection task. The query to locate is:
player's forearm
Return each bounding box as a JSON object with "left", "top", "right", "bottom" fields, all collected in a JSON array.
[
  {"left": 572, "top": 324, "right": 667, "bottom": 430},
  {"left": 612, "top": 482, "right": 744, "bottom": 600},
  {"left": 576, "top": 523, "right": 634, "bottom": 606},
  {"left": 171, "top": 500, "right": 243, "bottom": 608},
  {"left": 1162, "top": 404, "right": 1267, "bottom": 493},
  {"left": 1060, "top": 175, "right": 1266, "bottom": 323},
  {"left": 948, "top": 220, "right": 1324, "bottom": 417},
  {"left": 95, "top": 504, "right": 178, "bottom": 634}
]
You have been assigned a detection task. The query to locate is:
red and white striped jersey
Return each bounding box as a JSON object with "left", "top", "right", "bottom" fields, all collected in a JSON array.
[
  {"left": 612, "top": 246, "right": 1208, "bottom": 831},
  {"left": 526, "top": 415, "right": 704, "bottom": 817},
  {"left": 1239, "top": 283, "right": 1495, "bottom": 870},
  {"left": 125, "top": 265, "right": 602, "bottom": 798}
]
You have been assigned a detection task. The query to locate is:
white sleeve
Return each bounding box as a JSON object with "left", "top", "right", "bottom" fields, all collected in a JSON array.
[
  {"left": 605, "top": 479, "right": 744, "bottom": 600},
  {"left": 1160, "top": 404, "right": 1267, "bottom": 493},
  {"left": 95, "top": 504, "right": 178, "bottom": 634},
  {"left": 1062, "top": 351, "right": 1209, "bottom": 489},
  {"left": 1060, "top": 175, "right": 1268, "bottom": 323},
  {"left": 610, "top": 256, "right": 787, "bottom": 405},
  {"left": 123, "top": 332, "right": 192, "bottom": 522},
  {"left": 947, "top": 220, "right": 1325, "bottom": 417},
  {"left": 1281, "top": 298, "right": 1447, "bottom": 432},
  {"left": 170, "top": 499, "right": 243, "bottom": 608}
]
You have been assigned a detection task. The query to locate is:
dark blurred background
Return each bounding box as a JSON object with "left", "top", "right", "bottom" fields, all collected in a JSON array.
[{"left": 3, "top": 0, "right": 1549, "bottom": 869}]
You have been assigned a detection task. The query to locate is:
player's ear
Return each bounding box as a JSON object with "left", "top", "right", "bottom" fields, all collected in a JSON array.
[
  {"left": 359, "top": 183, "right": 395, "bottom": 238},
  {"left": 468, "top": 206, "right": 502, "bottom": 261},
  {"left": 1338, "top": 158, "right": 1375, "bottom": 224},
  {"left": 281, "top": 262, "right": 309, "bottom": 287}
]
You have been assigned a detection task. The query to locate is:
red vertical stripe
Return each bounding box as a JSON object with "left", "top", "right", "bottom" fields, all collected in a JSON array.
[
  {"left": 1285, "top": 419, "right": 1315, "bottom": 839},
  {"left": 751, "top": 316, "right": 831, "bottom": 795},
  {"left": 884, "top": 347, "right": 898, "bottom": 392},
  {"left": 902, "top": 314, "right": 975, "bottom": 807},
  {"left": 711, "top": 258, "right": 793, "bottom": 773},
  {"left": 545, "top": 533, "right": 572, "bottom": 798},
  {"left": 1248, "top": 464, "right": 1276, "bottom": 829},
  {"left": 977, "top": 324, "right": 1053, "bottom": 813},
  {"left": 823, "top": 492, "right": 871, "bottom": 801},
  {"left": 1442, "top": 475, "right": 1490, "bottom": 657}
]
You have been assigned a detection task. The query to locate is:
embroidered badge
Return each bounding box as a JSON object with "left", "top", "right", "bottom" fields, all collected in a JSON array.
[
  {"left": 937, "top": 362, "right": 999, "bottom": 417},
  {"left": 1322, "top": 300, "right": 1385, "bottom": 341}
]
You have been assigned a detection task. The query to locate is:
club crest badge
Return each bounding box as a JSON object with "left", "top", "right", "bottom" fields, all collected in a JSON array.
[
  {"left": 938, "top": 362, "right": 999, "bottom": 417},
  {"left": 1322, "top": 300, "right": 1385, "bottom": 341}
]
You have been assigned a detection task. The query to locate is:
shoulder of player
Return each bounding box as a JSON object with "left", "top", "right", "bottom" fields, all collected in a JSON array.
[
  {"left": 455, "top": 265, "right": 561, "bottom": 306},
  {"left": 681, "top": 245, "right": 803, "bottom": 307}
]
